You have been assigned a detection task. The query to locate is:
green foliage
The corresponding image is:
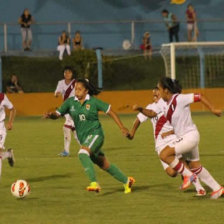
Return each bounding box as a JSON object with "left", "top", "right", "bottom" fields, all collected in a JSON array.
[{"left": 1, "top": 114, "right": 224, "bottom": 224}]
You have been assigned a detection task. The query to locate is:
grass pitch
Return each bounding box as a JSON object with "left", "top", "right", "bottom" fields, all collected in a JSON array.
[{"left": 0, "top": 114, "right": 224, "bottom": 224}]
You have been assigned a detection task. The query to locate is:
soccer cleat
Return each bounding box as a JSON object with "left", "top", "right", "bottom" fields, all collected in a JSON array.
[
  {"left": 195, "top": 189, "right": 206, "bottom": 197},
  {"left": 210, "top": 186, "right": 224, "bottom": 199},
  {"left": 180, "top": 174, "right": 197, "bottom": 190},
  {"left": 123, "top": 177, "right": 135, "bottom": 194},
  {"left": 7, "top": 148, "right": 15, "bottom": 167},
  {"left": 86, "top": 182, "right": 101, "bottom": 193},
  {"left": 58, "top": 150, "right": 70, "bottom": 157}
]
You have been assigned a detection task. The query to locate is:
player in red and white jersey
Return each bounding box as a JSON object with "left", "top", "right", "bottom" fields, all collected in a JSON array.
[
  {"left": 128, "top": 88, "right": 205, "bottom": 196},
  {"left": 157, "top": 77, "right": 223, "bottom": 199},
  {"left": 55, "top": 66, "right": 77, "bottom": 156},
  {"left": 0, "top": 93, "right": 16, "bottom": 180}
]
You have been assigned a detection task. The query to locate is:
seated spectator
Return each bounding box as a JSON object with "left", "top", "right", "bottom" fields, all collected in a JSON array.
[
  {"left": 6, "top": 74, "right": 24, "bottom": 93},
  {"left": 140, "top": 32, "right": 152, "bottom": 60},
  {"left": 57, "top": 31, "right": 71, "bottom": 60},
  {"left": 72, "top": 31, "right": 83, "bottom": 51},
  {"left": 18, "top": 8, "right": 34, "bottom": 51}
]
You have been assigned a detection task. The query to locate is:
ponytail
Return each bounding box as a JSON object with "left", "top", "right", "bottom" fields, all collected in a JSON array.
[
  {"left": 159, "top": 77, "right": 182, "bottom": 94},
  {"left": 77, "top": 79, "right": 101, "bottom": 96}
]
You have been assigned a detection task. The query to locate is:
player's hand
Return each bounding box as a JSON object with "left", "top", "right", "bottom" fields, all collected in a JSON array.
[
  {"left": 211, "top": 108, "right": 222, "bottom": 117},
  {"left": 121, "top": 127, "right": 129, "bottom": 137},
  {"left": 127, "top": 132, "right": 134, "bottom": 140},
  {"left": 7, "top": 122, "right": 13, "bottom": 130},
  {"left": 132, "top": 104, "right": 139, "bottom": 111},
  {"left": 42, "top": 112, "right": 51, "bottom": 119}
]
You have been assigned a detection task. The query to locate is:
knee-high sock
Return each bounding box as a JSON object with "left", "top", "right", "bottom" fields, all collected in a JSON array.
[
  {"left": 191, "top": 166, "right": 221, "bottom": 191},
  {"left": 0, "top": 157, "right": 2, "bottom": 179},
  {"left": 170, "top": 158, "right": 193, "bottom": 176},
  {"left": 105, "top": 164, "right": 128, "bottom": 184},
  {"left": 78, "top": 152, "right": 96, "bottom": 182},
  {"left": 63, "top": 126, "right": 71, "bottom": 153}
]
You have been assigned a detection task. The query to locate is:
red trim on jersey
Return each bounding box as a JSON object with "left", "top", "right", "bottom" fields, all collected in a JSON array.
[
  {"left": 64, "top": 80, "right": 76, "bottom": 101},
  {"left": 155, "top": 115, "right": 167, "bottom": 139},
  {"left": 194, "top": 93, "right": 201, "bottom": 102},
  {"left": 0, "top": 93, "right": 5, "bottom": 103},
  {"left": 166, "top": 94, "right": 178, "bottom": 123}
]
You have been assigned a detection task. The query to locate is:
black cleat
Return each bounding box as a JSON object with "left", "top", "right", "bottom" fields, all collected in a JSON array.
[{"left": 7, "top": 148, "right": 15, "bottom": 167}]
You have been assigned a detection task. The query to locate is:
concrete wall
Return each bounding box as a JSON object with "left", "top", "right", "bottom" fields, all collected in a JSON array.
[
  {"left": 0, "top": 0, "right": 224, "bottom": 51},
  {"left": 6, "top": 88, "right": 224, "bottom": 116}
]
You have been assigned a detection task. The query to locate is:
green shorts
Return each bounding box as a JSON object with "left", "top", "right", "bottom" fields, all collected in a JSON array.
[{"left": 82, "top": 134, "right": 105, "bottom": 163}]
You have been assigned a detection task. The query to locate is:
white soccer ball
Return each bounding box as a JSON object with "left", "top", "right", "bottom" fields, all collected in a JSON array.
[
  {"left": 11, "top": 180, "right": 30, "bottom": 198},
  {"left": 122, "top": 39, "right": 131, "bottom": 50}
]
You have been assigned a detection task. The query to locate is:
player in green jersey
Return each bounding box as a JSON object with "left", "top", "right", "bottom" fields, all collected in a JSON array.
[{"left": 45, "top": 79, "right": 135, "bottom": 194}]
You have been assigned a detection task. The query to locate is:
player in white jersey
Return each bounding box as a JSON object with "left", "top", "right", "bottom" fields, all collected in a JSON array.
[
  {"left": 55, "top": 66, "right": 77, "bottom": 156},
  {"left": 128, "top": 88, "right": 205, "bottom": 196},
  {"left": 157, "top": 77, "right": 223, "bottom": 199},
  {"left": 0, "top": 93, "right": 16, "bottom": 180}
]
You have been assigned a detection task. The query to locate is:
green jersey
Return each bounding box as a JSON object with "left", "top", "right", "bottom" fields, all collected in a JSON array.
[{"left": 56, "top": 94, "right": 110, "bottom": 144}]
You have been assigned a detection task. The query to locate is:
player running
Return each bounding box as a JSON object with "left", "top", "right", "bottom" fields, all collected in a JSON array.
[
  {"left": 0, "top": 93, "right": 16, "bottom": 180},
  {"left": 128, "top": 87, "right": 206, "bottom": 196},
  {"left": 157, "top": 77, "right": 223, "bottom": 199},
  {"left": 45, "top": 79, "right": 135, "bottom": 193},
  {"left": 54, "top": 66, "right": 78, "bottom": 156}
]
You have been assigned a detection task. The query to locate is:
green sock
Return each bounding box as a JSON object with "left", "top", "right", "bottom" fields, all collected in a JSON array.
[
  {"left": 106, "top": 164, "right": 128, "bottom": 184},
  {"left": 78, "top": 153, "right": 96, "bottom": 182}
]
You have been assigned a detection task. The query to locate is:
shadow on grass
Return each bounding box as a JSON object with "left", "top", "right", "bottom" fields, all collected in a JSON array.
[
  {"left": 103, "top": 146, "right": 134, "bottom": 151},
  {"left": 200, "top": 153, "right": 224, "bottom": 157},
  {"left": 26, "top": 173, "right": 74, "bottom": 183}
]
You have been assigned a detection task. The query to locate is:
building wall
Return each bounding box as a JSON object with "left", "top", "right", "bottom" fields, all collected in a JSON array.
[{"left": 0, "top": 0, "right": 223, "bottom": 51}]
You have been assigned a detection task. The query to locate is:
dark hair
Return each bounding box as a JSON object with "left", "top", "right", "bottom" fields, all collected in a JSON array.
[
  {"left": 77, "top": 79, "right": 101, "bottom": 96},
  {"left": 153, "top": 86, "right": 159, "bottom": 91},
  {"left": 162, "top": 9, "right": 168, "bottom": 14},
  {"left": 159, "top": 77, "right": 182, "bottom": 94},
  {"left": 63, "top": 66, "right": 73, "bottom": 73}
]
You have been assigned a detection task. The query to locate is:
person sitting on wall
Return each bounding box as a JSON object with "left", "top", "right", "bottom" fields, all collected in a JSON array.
[
  {"left": 57, "top": 31, "right": 71, "bottom": 60},
  {"left": 6, "top": 74, "right": 24, "bottom": 93},
  {"left": 72, "top": 31, "right": 83, "bottom": 51}
]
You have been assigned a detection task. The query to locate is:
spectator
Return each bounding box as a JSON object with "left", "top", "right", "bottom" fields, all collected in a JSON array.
[
  {"left": 57, "top": 31, "right": 71, "bottom": 60},
  {"left": 18, "top": 8, "right": 34, "bottom": 51},
  {"left": 162, "top": 9, "right": 179, "bottom": 42},
  {"left": 6, "top": 74, "right": 24, "bottom": 93},
  {"left": 72, "top": 31, "right": 83, "bottom": 51},
  {"left": 186, "top": 4, "right": 199, "bottom": 41},
  {"left": 140, "top": 32, "right": 152, "bottom": 60}
]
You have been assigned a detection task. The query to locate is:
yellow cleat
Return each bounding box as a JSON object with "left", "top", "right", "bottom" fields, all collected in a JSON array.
[
  {"left": 86, "top": 182, "right": 101, "bottom": 193},
  {"left": 123, "top": 177, "right": 135, "bottom": 194}
]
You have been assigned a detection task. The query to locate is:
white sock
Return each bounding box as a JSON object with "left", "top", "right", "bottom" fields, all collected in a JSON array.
[
  {"left": 73, "top": 130, "right": 80, "bottom": 144},
  {"left": 170, "top": 158, "right": 193, "bottom": 176},
  {"left": 192, "top": 177, "right": 204, "bottom": 192},
  {"left": 1, "top": 151, "right": 10, "bottom": 160},
  {"left": 192, "top": 166, "right": 221, "bottom": 192},
  {"left": 63, "top": 126, "right": 71, "bottom": 153},
  {"left": 0, "top": 157, "right": 2, "bottom": 179}
]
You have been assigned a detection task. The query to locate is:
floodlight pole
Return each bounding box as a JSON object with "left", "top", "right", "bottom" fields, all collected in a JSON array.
[
  {"left": 95, "top": 48, "right": 103, "bottom": 89},
  {"left": 0, "top": 57, "right": 2, "bottom": 92}
]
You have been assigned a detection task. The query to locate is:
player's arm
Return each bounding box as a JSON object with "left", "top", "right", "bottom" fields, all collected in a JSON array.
[
  {"left": 128, "top": 118, "right": 141, "bottom": 140},
  {"left": 132, "top": 104, "right": 157, "bottom": 118},
  {"left": 44, "top": 111, "right": 61, "bottom": 120},
  {"left": 193, "top": 93, "right": 222, "bottom": 117},
  {"left": 7, "top": 107, "right": 16, "bottom": 130},
  {"left": 107, "top": 107, "right": 129, "bottom": 137},
  {"left": 161, "top": 130, "right": 174, "bottom": 139}
]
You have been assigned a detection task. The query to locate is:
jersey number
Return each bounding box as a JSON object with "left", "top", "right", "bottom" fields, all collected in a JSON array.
[{"left": 79, "top": 114, "right": 86, "bottom": 121}]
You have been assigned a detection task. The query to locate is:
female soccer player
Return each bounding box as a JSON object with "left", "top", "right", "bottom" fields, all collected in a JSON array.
[
  {"left": 55, "top": 66, "right": 77, "bottom": 157},
  {"left": 45, "top": 79, "right": 135, "bottom": 193},
  {"left": 129, "top": 88, "right": 206, "bottom": 196},
  {"left": 157, "top": 77, "right": 223, "bottom": 199},
  {"left": 0, "top": 93, "right": 16, "bottom": 180}
]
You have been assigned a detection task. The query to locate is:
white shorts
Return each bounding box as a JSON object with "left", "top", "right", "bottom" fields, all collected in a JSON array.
[
  {"left": 0, "top": 122, "right": 6, "bottom": 149},
  {"left": 174, "top": 130, "right": 200, "bottom": 162},
  {"left": 64, "top": 114, "right": 75, "bottom": 130}
]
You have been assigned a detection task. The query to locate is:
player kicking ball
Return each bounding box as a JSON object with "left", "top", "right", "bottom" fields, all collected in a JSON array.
[
  {"left": 0, "top": 93, "right": 16, "bottom": 181},
  {"left": 45, "top": 79, "right": 135, "bottom": 193}
]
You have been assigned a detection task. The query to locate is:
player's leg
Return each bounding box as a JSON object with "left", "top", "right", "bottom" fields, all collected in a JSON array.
[
  {"left": 65, "top": 44, "right": 71, "bottom": 56},
  {"left": 57, "top": 45, "right": 65, "bottom": 60}
]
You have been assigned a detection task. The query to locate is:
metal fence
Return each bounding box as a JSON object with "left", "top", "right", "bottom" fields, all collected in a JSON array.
[{"left": 1, "top": 18, "right": 224, "bottom": 52}]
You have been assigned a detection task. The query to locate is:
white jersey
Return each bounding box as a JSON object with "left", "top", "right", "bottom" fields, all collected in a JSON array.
[
  {"left": 164, "top": 93, "right": 197, "bottom": 137},
  {"left": 0, "top": 94, "right": 13, "bottom": 122},
  {"left": 137, "top": 98, "right": 177, "bottom": 151},
  {"left": 55, "top": 79, "right": 76, "bottom": 101}
]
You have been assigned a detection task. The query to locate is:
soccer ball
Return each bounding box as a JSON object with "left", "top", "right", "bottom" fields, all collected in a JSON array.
[
  {"left": 11, "top": 180, "right": 30, "bottom": 198},
  {"left": 122, "top": 40, "right": 131, "bottom": 50}
]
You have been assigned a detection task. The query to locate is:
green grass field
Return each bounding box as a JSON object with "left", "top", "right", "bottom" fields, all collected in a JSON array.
[{"left": 0, "top": 114, "right": 224, "bottom": 224}]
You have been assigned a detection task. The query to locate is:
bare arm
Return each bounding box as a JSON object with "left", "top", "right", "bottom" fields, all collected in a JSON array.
[
  {"left": 128, "top": 118, "right": 141, "bottom": 140},
  {"left": 200, "top": 95, "right": 222, "bottom": 116},
  {"left": 43, "top": 111, "right": 61, "bottom": 120},
  {"left": 7, "top": 107, "right": 16, "bottom": 130},
  {"left": 132, "top": 104, "right": 157, "bottom": 118},
  {"left": 107, "top": 108, "right": 129, "bottom": 137}
]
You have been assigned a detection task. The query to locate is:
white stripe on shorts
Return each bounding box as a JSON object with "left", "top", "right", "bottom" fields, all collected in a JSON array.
[{"left": 89, "top": 135, "right": 99, "bottom": 148}]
